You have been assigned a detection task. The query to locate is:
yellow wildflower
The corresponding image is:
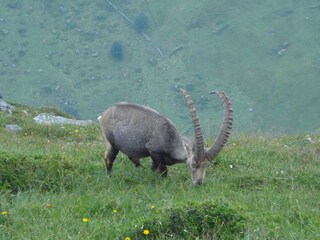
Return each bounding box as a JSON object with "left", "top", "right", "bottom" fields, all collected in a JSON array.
[
  {"left": 125, "top": 237, "right": 131, "bottom": 240},
  {"left": 82, "top": 217, "right": 89, "bottom": 223},
  {"left": 113, "top": 209, "right": 117, "bottom": 213},
  {"left": 2, "top": 211, "right": 8, "bottom": 215},
  {"left": 44, "top": 203, "right": 52, "bottom": 208},
  {"left": 143, "top": 229, "right": 150, "bottom": 235},
  {"left": 150, "top": 205, "right": 155, "bottom": 209}
]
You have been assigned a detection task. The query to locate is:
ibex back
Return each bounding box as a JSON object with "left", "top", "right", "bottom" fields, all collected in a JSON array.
[{"left": 99, "top": 89, "right": 233, "bottom": 185}]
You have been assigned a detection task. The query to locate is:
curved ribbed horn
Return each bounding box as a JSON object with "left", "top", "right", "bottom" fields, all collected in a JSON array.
[
  {"left": 205, "top": 91, "right": 233, "bottom": 161},
  {"left": 179, "top": 89, "right": 204, "bottom": 162}
]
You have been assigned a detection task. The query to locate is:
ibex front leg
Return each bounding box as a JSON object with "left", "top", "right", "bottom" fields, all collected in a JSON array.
[
  {"left": 150, "top": 153, "right": 168, "bottom": 177},
  {"left": 104, "top": 143, "right": 119, "bottom": 173}
]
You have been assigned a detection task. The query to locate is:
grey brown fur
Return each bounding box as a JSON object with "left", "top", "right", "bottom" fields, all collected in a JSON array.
[{"left": 99, "top": 89, "right": 233, "bottom": 185}]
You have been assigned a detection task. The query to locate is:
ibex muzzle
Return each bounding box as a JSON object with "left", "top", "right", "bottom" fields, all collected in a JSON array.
[{"left": 99, "top": 89, "right": 233, "bottom": 185}]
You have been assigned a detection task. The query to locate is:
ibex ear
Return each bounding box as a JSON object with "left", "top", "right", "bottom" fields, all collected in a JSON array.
[
  {"left": 182, "top": 140, "right": 192, "bottom": 152},
  {"left": 182, "top": 140, "right": 194, "bottom": 164}
]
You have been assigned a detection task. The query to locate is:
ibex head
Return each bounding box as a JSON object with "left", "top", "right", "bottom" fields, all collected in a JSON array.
[{"left": 179, "top": 89, "right": 233, "bottom": 185}]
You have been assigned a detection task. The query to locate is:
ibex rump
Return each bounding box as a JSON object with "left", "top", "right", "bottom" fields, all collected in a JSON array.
[{"left": 99, "top": 89, "right": 233, "bottom": 185}]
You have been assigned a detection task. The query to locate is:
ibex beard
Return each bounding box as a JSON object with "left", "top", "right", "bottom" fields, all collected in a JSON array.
[{"left": 99, "top": 89, "right": 233, "bottom": 185}]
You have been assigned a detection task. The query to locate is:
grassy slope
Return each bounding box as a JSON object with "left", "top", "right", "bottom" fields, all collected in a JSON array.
[
  {"left": 1, "top": 0, "right": 320, "bottom": 134},
  {"left": 1, "top": 105, "right": 319, "bottom": 239}
]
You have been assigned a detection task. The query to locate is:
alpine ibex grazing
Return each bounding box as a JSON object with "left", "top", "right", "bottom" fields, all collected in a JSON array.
[{"left": 99, "top": 89, "right": 233, "bottom": 185}]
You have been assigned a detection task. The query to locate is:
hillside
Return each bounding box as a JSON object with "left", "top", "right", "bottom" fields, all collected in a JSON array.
[{"left": 1, "top": 1, "right": 320, "bottom": 134}]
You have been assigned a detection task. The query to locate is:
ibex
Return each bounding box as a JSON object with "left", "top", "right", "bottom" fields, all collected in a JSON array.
[{"left": 99, "top": 89, "right": 233, "bottom": 185}]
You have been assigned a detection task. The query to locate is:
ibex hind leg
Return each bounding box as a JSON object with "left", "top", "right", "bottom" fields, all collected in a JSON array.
[
  {"left": 151, "top": 160, "right": 159, "bottom": 172},
  {"left": 129, "top": 157, "right": 141, "bottom": 167},
  {"left": 158, "top": 162, "right": 168, "bottom": 177},
  {"left": 104, "top": 143, "right": 119, "bottom": 173}
]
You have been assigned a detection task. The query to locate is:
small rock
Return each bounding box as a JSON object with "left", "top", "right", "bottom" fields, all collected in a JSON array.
[
  {"left": 33, "top": 113, "right": 94, "bottom": 126},
  {"left": 0, "top": 99, "right": 13, "bottom": 112},
  {"left": 5, "top": 124, "right": 22, "bottom": 132},
  {"left": 305, "top": 137, "right": 314, "bottom": 144}
]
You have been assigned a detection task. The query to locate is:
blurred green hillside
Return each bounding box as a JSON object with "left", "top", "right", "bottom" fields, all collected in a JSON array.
[{"left": 1, "top": 0, "right": 319, "bottom": 134}]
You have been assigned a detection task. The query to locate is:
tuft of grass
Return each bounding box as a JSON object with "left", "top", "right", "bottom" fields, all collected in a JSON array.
[
  {"left": 121, "top": 201, "right": 245, "bottom": 239},
  {"left": 0, "top": 151, "right": 84, "bottom": 193}
]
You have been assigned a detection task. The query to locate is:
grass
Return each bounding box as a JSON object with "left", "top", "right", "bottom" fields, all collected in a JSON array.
[{"left": 1, "top": 105, "right": 320, "bottom": 239}]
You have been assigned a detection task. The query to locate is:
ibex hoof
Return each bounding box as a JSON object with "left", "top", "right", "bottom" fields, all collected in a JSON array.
[
  {"left": 159, "top": 170, "right": 168, "bottom": 177},
  {"left": 106, "top": 165, "right": 113, "bottom": 173},
  {"left": 129, "top": 157, "right": 141, "bottom": 167},
  {"left": 159, "top": 165, "right": 168, "bottom": 177}
]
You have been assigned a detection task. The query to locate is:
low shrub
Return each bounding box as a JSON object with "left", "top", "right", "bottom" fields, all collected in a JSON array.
[
  {"left": 133, "top": 13, "right": 149, "bottom": 32},
  {"left": 121, "top": 201, "right": 245, "bottom": 239},
  {"left": 110, "top": 41, "right": 124, "bottom": 61}
]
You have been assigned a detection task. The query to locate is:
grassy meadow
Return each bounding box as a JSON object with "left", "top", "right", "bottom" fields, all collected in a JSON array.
[{"left": 0, "top": 104, "right": 319, "bottom": 239}]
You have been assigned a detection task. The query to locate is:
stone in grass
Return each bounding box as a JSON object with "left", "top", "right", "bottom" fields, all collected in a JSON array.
[
  {"left": 0, "top": 99, "right": 13, "bottom": 112},
  {"left": 33, "top": 113, "right": 94, "bottom": 126},
  {"left": 5, "top": 124, "right": 22, "bottom": 132}
]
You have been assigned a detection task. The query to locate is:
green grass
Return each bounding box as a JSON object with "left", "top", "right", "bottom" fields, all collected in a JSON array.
[{"left": 1, "top": 105, "right": 319, "bottom": 239}]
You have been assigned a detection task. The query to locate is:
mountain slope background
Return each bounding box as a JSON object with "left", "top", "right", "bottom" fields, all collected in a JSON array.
[{"left": 1, "top": 0, "right": 320, "bottom": 135}]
